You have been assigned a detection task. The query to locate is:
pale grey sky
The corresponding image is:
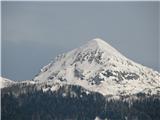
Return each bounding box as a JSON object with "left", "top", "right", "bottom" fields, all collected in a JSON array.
[{"left": 2, "top": 1, "right": 160, "bottom": 80}]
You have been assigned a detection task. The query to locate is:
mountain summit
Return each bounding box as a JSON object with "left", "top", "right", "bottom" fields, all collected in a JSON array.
[
  {"left": 85, "top": 38, "right": 123, "bottom": 56},
  {"left": 33, "top": 38, "right": 160, "bottom": 96}
]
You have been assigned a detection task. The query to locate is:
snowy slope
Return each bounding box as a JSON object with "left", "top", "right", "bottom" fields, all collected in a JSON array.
[
  {"left": 0, "top": 77, "right": 36, "bottom": 89},
  {"left": 0, "top": 77, "right": 16, "bottom": 88}
]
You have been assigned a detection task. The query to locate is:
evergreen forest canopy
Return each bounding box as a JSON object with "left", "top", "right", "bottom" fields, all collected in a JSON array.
[{"left": 2, "top": 84, "right": 160, "bottom": 120}]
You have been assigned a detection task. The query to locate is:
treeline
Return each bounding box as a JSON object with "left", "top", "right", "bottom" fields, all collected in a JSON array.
[{"left": 1, "top": 84, "right": 160, "bottom": 120}]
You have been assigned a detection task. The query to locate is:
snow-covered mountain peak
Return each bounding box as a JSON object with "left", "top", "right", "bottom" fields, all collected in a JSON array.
[
  {"left": 86, "top": 38, "right": 107, "bottom": 47},
  {"left": 87, "top": 38, "right": 113, "bottom": 49},
  {"left": 33, "top": 38, "right": 160, "bottom": 96},
  {"left": 79, "top": 38, "right": 124, "bottom": 59}
]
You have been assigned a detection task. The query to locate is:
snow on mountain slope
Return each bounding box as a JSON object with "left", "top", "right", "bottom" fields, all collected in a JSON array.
[
  {"left": 32, "top": 38, "right": 160, "bottom": 96},
  {"left": 0, "top": 77, "right": 16, "bottom": 89},
  {"left": 0, "top": 76, "right": 36, "bottom": 89}
]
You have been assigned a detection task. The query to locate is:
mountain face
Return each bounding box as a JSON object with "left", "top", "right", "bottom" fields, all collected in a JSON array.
[{"left": 33, "top": 38, "right": 160, "bottom": 96}]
